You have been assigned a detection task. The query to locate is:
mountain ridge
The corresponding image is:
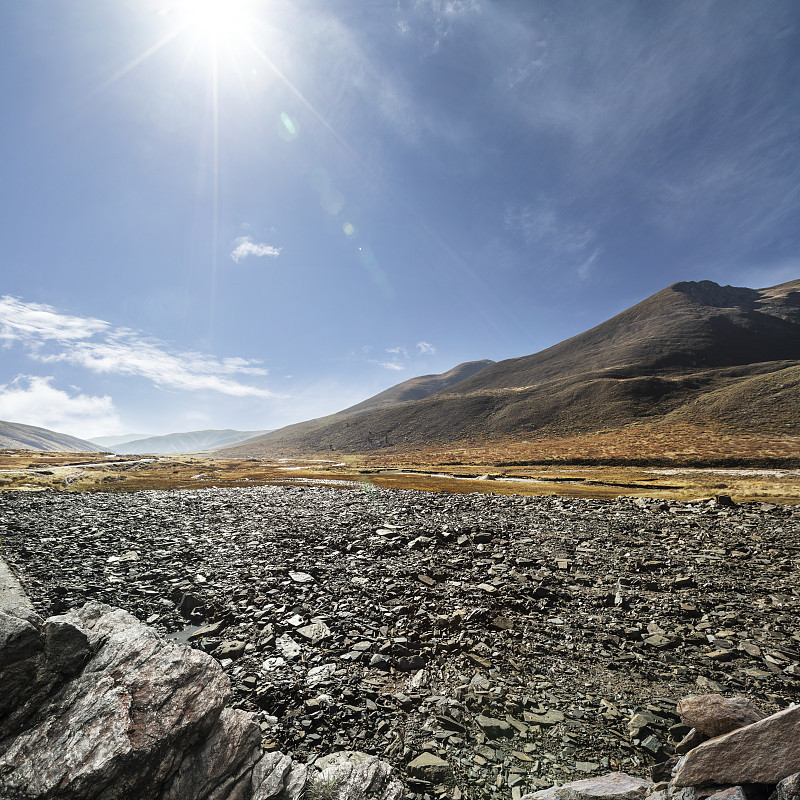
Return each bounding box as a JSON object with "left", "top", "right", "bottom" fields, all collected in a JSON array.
[
  {"left": 220, "top": 359, "right": 495, "bottom": 452},
  {"left": 221, "top": 279, "right": 800, "bottom": 457},
  {"left": 101, "top": 429, "right": 272, "bottom": 455},
  {"left": 0, "top": 420, "right": 102, "bottom": 453}
]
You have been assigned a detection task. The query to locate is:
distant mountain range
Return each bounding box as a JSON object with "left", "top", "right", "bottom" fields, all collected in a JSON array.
[
  {"left": 90, "top": 433, "right": 156, "bottom": 448},
  {"left": 222, "top": 279, "right": 800, "bottom": 456},
  {"left": 93, "top": 429, "right": 272, "bottom": 455},
  {"left": 0, "top": 420, "right": 101, "bottom": 452}
]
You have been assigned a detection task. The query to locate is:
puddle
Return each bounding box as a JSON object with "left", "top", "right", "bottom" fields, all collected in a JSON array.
[{"left": 164, "top": 625, "right": 202, "bottom": 644}]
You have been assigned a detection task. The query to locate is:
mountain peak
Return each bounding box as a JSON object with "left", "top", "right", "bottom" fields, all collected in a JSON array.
[{"left": 670, "top": 280, "right": 759, "bottom": 309}]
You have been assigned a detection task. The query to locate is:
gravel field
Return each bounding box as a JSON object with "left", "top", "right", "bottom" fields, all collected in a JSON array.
[{"left": 2, "top": 485, "right": 799, "bottom": 799}]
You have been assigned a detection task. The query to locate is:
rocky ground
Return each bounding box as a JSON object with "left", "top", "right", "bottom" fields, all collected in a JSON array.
[{"left": 1, "top": 485, "right": 799, "bottom": 799}]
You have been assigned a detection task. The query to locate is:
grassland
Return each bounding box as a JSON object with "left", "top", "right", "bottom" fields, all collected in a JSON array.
[{"left": 2, "top": 420, "right": 800, "bottom": 505}]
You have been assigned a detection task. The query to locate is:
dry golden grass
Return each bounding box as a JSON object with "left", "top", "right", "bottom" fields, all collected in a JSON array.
[{"left": 2, "top": 428, "right": 800, "bottom": 504}]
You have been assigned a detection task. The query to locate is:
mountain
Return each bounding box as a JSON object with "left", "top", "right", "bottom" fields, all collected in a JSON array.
[
  {"left": 222, "top": 279, "right": 800, "bottom": 456},
  {"left": 106, "top": 429, "right": 272, "bottom": 455},
  {"left": 0, "top": 420, "right": 103, "bottom": 452},
  {"left": 218, "top": 360, "right": 495, "bottom": 453},
  {"left": 90, "top": 433, "right": 156, "bottom": 448}
]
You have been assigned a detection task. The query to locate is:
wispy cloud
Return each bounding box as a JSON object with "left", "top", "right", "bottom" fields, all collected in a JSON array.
[
  {"left": 504, "top": 200, "right": 599, "bottom": 280},
  {"left": 365, "top": 341, "right": 436, "bottom": 371},
  {"left": 484, "top": 2, "right": 800, "bottom": 258},
  {"left": 0, "top": 375, "right": 122, "bottom": 439},
  {"left": 0, "top": 296, "right": 109, "bottom": 344},
  {"left": 0, "top": 296, "right": 277, "bottom": 398},
  {"left": 230, "top": 236, "right": 281, "bottom": 263}
]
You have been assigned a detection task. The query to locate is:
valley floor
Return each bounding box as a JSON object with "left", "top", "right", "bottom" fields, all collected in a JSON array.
[
  {"left": 2, "top": 447, "right": 800, "bottom": 503},
  {"left": 2, "top": 484, "right": 799, "bottom": 798}
]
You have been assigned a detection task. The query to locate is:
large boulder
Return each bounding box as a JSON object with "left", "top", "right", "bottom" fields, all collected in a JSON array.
[
  {"left": 677, "top": 695, "right": 766, "bottom": 737},
  {"left": 0, "top": 603, "right": 231, "bottom": 798},
  {"left": 673, "top": 704, "right": 800, "bottom": 787},
  {"left": 0, "top": 602, "right": 404, "bottom": 800}
]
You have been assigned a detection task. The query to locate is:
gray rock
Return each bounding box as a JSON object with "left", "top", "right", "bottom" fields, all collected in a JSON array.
[
  {"left": 216, "top": 640, "right": 248, "bottom": 659},
  {"left": 252, "top": 751, "right": 294, "bottom": 800},
  {"left": 296, "top": 621, "right": 331, "bottom": 644},
  {"left": 476, "top": 713, "right": 514, "bottom": 738},
  {"left": 407, "top": 752, "right": 453, "bottom": 783},
  {"left": 521, "top": 772, "right": 651, "bottom": 800},
  {"left": 0, "top": 606, "right": 45, "bottom": 723},
  {"left": 0, "top": 602, "right": 404, "bottom": 800},
  {"left": 43, "top": 615, "right": 90, "bottom": 676},
  {"left": 0, "top": 602, "right": 231, "bottom": 799},
  {"left": 161, "top": 707, "right": 263, "bottom": 800},
  {"left": 673, "top": 704, "right": 800, "bottom": 786},
  {"left": 705, "top": 788, "right": 747, "bottom": 800},
  {"left": 770, "top": 772, "right": 800, "bottom": 800},
  {"left": 313, "top": 752, "right": 404, "bottom": 800},
  {"left": 675, "top": 728, "right": 709, "bottom": 755},
  {"left": 677, "top": 695, "right": 765, "bottom": 737}
]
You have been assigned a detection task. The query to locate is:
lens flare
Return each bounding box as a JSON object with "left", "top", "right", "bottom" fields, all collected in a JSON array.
[{"left": 280, "top": 112, "right": 298, "bottom": 139}]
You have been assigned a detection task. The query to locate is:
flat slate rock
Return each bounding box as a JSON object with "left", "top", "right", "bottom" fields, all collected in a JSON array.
[
  {"left": 407, "top": 752, "right": 452, "bottom": 783},
  {"left": 521, "top": 772, "right": 651, "bottom": 800}
]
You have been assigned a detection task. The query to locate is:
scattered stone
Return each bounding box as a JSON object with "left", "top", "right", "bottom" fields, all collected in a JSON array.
[
  {"left": 187, "top": 618, "right": 228, "bottom": 640},
  {"left": 475, "top": 714, "right": 514, "bottom": 739},
  {"left": 289, "top": 571, "right": 315, "bottom": 584},
  {"left": 407, "top": 752, "right": 453, "bottom": 783},
  {"left": 2, "top": 486, "right": 799, "bottom": 795},
  {"left": 296, "top": 621, "right": 331, "bottom": 644},
  {"left": 215, "top": 640, "right": 247, "bottom": 659}
]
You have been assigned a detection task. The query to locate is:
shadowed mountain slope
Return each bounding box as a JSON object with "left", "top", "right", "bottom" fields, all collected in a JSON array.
[
  {"left": 223, "top": 360, "right": 494, "bottom": 451},
  {"left": 224, "top": 280, "right": 800, "bottom": 456},
  {"left": 0, "top": 420, "right": 102, "bottom": 452}
]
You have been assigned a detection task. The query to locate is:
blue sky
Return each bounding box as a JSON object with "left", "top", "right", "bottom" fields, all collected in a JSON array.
[{"left": 1, "top": 0, "right": 799, "bottom": 440}]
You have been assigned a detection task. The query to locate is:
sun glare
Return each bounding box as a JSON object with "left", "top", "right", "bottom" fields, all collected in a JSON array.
[{"left": 180, "top": 0, "right": 250, "bottom": 44}]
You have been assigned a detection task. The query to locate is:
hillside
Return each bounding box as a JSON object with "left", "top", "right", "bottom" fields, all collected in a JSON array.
[
  {"left": 0, "top": 420, "right": 102, "bottom": 452},
  {"left": 221, "top": 360, "right": 494, "bottom": 451},
  {"left": 223, "top": 279, "right": 800, "bottom": 457},
  {"left": 102, "top": 429, "right": 271, "bottom": 455}
]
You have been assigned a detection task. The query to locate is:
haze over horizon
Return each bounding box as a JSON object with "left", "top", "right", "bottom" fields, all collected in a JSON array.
[{"left": 1, "top": 0, "right": 798, "bottom": 440}]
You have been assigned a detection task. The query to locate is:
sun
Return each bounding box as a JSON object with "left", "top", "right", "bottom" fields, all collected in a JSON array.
[{"left": 178, "top": 0, "right": 252, "bottom": 45}]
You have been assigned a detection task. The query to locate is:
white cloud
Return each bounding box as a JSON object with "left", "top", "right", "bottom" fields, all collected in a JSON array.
[
  {"left": 416, "top": 341, "right": 436, "bottom": 355},
  {"left": 0, "top": 296, "right": 109, "bottom": 344},
  {"left": 1, "top": 296, "right": 277, "bottom": 399},
  {"left": 0, "top": 376, "right": 122, "bottom": 440},
  {"left": 379, "top": 361, "right": 405, "bottom": 371},
  {"left": 41, "top": 338, "right": 274, "bottom": 397},
  {"left": 386, "top": 345, "right": 409, "bottom": 359},
  {"left": 230, "top": 237, "right": 282, "bottom": 263}
]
